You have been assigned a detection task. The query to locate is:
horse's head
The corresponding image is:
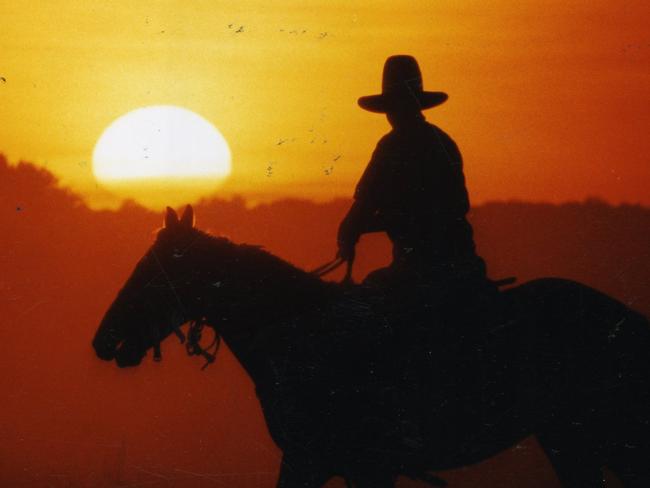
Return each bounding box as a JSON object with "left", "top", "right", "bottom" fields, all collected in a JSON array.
[{"left": 93, "top": 205, "right": 203, "bottom": 367}]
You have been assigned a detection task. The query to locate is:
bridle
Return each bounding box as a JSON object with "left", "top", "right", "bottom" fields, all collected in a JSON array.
[
  {"left": 147, "top": 244, "right": 223, "bottom": 370},
  {"left": 147, "top": 242, "right": 354, "bottom": 369},
  {"left": 150, "top": 315, "right": 222, "bottom": 370},
  {"left": 184, "top": 318, "right": 221, "bottom": 370}
]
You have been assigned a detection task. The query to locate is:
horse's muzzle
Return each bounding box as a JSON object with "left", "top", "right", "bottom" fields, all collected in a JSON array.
[
  {"left": 93, "top": 330, "right": 117, "bottom": 361},
  {"left": 114, "top": 339, "right": 146, "bottom": 368}
]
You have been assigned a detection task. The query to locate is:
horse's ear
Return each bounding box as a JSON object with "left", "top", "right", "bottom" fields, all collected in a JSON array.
[
  {"left": 180, "top": 205, "right": 194, "bottom": 228},
  {"left": 164, "top": 206, "right": 179, "bottom": 229}
]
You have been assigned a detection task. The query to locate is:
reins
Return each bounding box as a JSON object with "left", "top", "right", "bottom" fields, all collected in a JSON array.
[
  {"left": 310, "top": 255, "right": 354, "bottom": 284},
  {"left": 310, "top": 256, "right": 344, "bottom": 276},
  {"left": 185, "top": 318, "right": 222, "bottom": 370}
]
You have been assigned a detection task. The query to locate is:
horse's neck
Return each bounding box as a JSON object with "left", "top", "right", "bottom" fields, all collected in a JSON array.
[{"left": 196, "top": 247, "right": 338, "bottom": 376}]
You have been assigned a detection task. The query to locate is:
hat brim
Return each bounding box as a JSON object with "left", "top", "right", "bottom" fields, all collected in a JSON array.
[{"left": 358, "top": 91, "right": 448, "bottom": 113}]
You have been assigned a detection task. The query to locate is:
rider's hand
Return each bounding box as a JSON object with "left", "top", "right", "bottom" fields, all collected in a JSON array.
[{"left": 337, "top": 242, "right": 355, "bottom": 262}]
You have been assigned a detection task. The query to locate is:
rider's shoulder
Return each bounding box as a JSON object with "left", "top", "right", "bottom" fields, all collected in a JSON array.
[
  {"left": 425, "top": 121, "right": 451, "bottom": 138},
  {"left": 425, "top": 123, "right": 460, "bottom": 149},
  {"left": 377, "top": 132, "right": 395, "bottom": 145},
  {"left": 370, "top": 132, "right": 399, "bottom": 157}
]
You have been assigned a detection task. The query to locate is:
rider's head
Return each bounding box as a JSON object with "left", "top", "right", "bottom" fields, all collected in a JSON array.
[
  {"left": 386, "top": 104, "right": 423, "bottom": 128},
  {"left": 358, "top": 56, "right": 447, "bottom": 126}
]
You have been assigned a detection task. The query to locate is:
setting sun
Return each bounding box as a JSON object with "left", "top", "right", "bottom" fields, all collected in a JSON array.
[{"left": 92, "top": 105, "right": 231, "bottom": 208}]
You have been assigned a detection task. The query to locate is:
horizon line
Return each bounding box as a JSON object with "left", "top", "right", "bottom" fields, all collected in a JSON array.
[{"left": 2, "top": 155, "right": 649, "bottom": 212}]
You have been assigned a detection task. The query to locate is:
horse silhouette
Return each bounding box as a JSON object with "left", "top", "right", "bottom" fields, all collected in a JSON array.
[{"left": 93, "top": 205, "right": 650, "bottom": 487}]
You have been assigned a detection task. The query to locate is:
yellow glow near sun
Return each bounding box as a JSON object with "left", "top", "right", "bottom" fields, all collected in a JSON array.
[{"left": 92, "top": 105, "right": 232, "bottom": 209}]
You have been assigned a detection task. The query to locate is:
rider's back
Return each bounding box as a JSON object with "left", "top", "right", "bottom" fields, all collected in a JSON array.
[{"left": 355, "top": 119, "right": 478, "bottom": 267}]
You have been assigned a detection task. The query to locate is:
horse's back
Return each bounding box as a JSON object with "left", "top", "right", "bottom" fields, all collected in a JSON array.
[
  {"left": 419, "top": 277, "right": 650, "bottom": 470},
  {"left": 257, "top": 275, "right": 650, "bottom": 478},
  {"left": 500, "top": 277, "right": 650, "bottom": 404},
  {"left": 504, "top": 277, "right": 650, "bottom": 341}
]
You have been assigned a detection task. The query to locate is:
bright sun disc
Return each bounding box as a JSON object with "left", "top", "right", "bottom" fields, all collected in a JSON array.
[{"left": 92, "top": 105, "right": 231, "bottom": 208}]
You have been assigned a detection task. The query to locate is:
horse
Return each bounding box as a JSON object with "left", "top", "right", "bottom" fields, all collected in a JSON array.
[{"left": 93, "top": 205, "right": 650, "bottom": 488}]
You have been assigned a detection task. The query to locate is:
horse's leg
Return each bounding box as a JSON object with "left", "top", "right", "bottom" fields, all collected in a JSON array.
[
  {"left": 276, "top": 454, "right": 330, "bottom": 488},
  {"left": 537, "top": 427, "right": 605, "bottom": 487}
]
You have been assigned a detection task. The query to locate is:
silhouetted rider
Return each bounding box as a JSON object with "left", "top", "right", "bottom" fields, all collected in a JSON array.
[{"left": 338, "top": 55, "right": 486, "bottom": 289}]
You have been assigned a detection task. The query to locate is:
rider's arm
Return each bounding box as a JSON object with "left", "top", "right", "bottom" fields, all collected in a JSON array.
[
  {"left": 337, "top": 140, "right": 389, "bottom": 258},
  {"left": 337, "top": 199, "right": 370, "bottom": 260}
]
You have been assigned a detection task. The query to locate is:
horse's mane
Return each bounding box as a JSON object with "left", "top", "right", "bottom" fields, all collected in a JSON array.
[{"left": 178, "top": 227, "right": 335, "bottom": 292}]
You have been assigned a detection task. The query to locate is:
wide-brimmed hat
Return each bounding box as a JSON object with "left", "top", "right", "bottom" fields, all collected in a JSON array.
[{"left": 358, "top": 55, "right": 448, "bottom": 113}]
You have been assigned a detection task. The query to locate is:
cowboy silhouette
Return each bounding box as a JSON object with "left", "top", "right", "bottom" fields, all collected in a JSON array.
[{"left": 338, "top": 55, "right": 487, "bottom": 293}]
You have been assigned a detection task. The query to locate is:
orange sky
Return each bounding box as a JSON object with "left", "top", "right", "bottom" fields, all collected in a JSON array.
[{"left": 0, "top": 0, "right": 648, "bottom": 208}]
